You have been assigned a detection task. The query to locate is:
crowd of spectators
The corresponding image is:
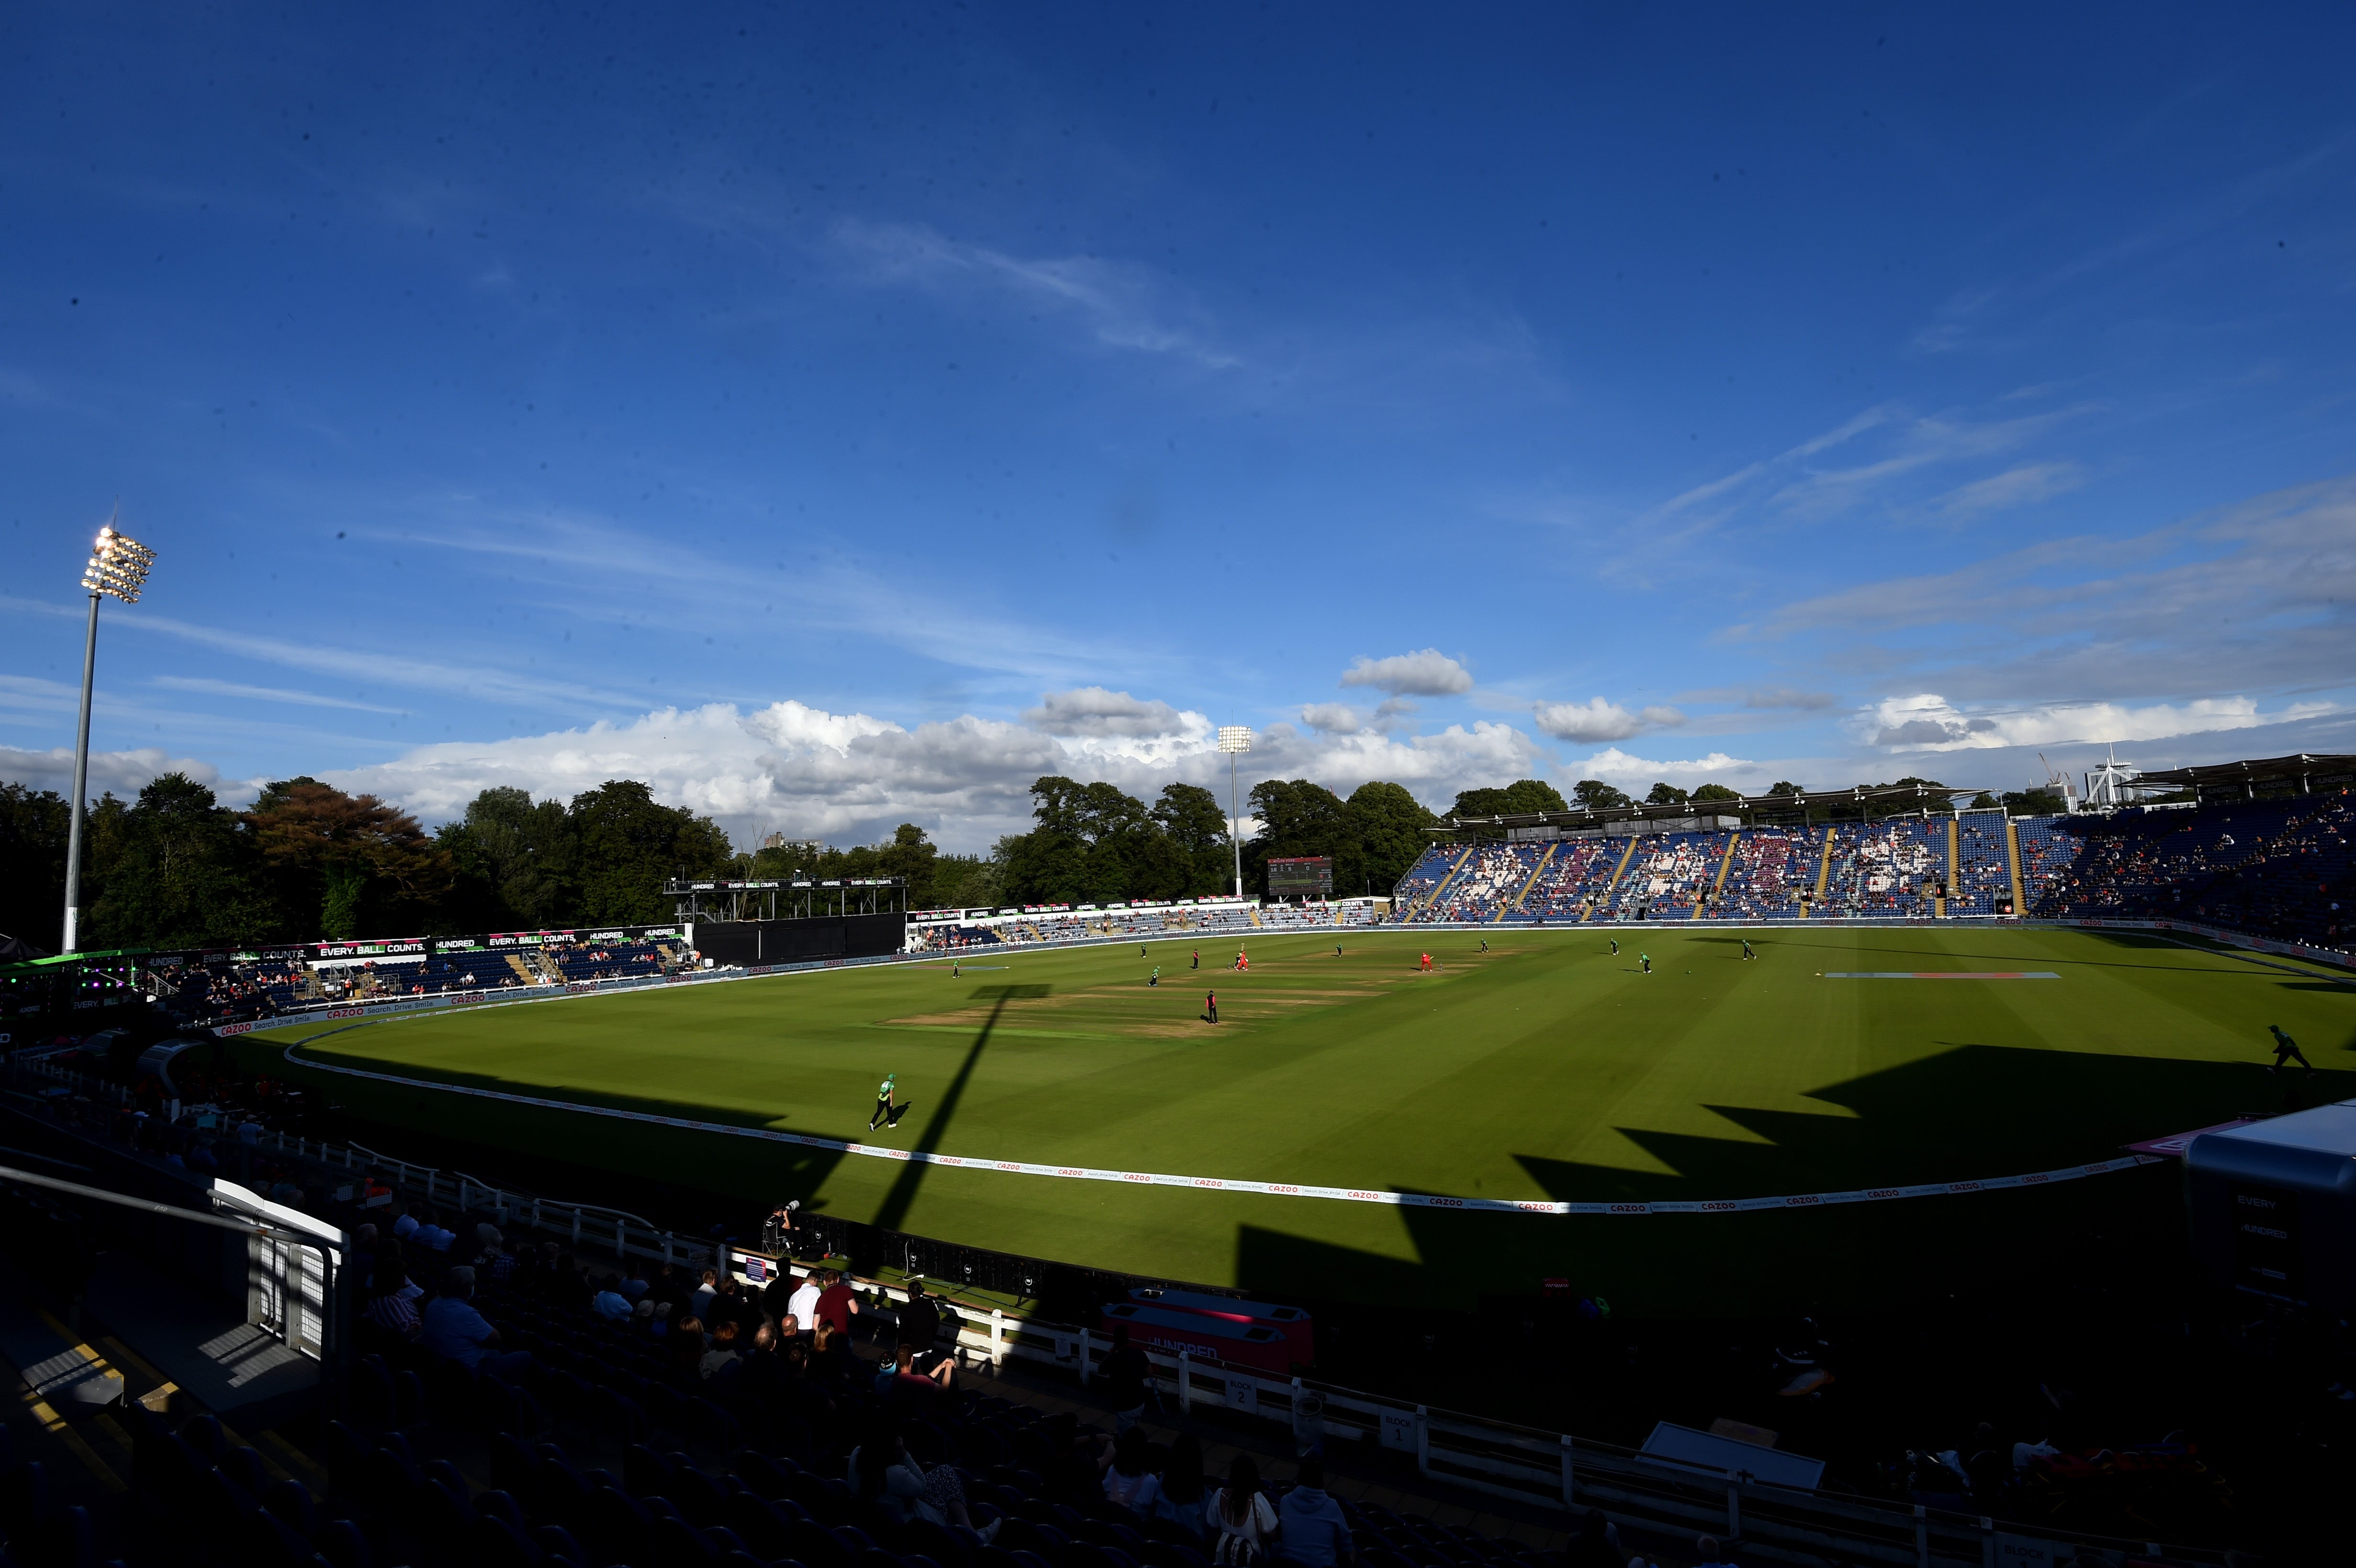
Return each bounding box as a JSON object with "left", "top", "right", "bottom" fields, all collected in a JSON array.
[
  {"left": 1815, "top": 823, "right": 1942, "bottom": 918},
  {"left": 2024, "top": 793, "right": 2352, "bottom": 949}
]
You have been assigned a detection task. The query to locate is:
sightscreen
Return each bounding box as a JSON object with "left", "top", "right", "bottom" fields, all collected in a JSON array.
[{"left": 1266, "top": 856, "right": 1334, "bottom": 899}]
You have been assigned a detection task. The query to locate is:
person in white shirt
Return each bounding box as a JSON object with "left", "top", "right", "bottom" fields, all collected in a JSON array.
[{"left": 786, "top": 1270, "right": 823, "bottom": 1337}]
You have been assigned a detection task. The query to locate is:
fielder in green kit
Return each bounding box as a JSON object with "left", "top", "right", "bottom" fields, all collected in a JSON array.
[{"left": 869, "top": 1073, "right": 900, "bottom": 1131}]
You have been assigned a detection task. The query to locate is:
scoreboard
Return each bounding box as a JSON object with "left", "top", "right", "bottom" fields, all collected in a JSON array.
[{"left": 1266, "top": 855, "right": 1334, "bottom": 899}]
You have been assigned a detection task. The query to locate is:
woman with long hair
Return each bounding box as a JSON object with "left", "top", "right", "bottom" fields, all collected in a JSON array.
[{"left": 1208, "top": 1453, "right": 1278, "bottom": 1565}]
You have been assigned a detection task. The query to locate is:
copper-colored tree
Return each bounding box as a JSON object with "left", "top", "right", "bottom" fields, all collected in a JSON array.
[{"left": 245, "top": 777, "right": 454, "bottom": 939}]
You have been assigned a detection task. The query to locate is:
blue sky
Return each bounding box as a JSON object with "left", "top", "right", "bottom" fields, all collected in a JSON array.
[{"left": 4, "top": 3, "right": 2353, "bottom": 849}]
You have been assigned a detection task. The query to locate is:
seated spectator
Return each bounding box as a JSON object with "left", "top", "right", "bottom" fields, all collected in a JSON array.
[
  {"left": 1564, "top": 1508, "right": 1625, "bottom": 1568},
  {"left": 874, "top": 1341, "right": 953, "bottom": 1401},
  {"left": 420, "top": 1265, "right": 530, "bottom": 1377},
  {"left": 1276, "top": 1455, "right": 1352, "bottom": 1566},
  {"left": 590, "top": 1274, "right": 634, "bottom": 1321},
  {"left": 700, "top": 1318, "right": 744, "bottom": 1380},
  {"left": 363, "top": 1260, "right": 421, "bottom": 1343},
  {"left": 1151, "top": 1432, "right": 1209, "bottom": 1539},
  {"left": 668, "top": 1315, "right": 708, "bottom": 1383},
  {"left": 1098, "top": 1424, "right": 1160, "bottom": 1514},
  {"left": 1209, "top": 1454, "right": 1280, "bottom": 1564},
  {"left": 392, "top": 1209, "right": 420, "bottom": 1242}
]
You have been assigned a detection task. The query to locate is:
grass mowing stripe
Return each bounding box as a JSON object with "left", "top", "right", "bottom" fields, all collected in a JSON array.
[{"left": 233, "top": 926, "right": 2347, "bottom": 1312}]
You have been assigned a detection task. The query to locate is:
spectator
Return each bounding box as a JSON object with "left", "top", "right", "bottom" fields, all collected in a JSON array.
[
  {"left": 739, "top": 1321, "right": 788, "bottom": 1399},
  {"left": 690, "top": 1268, "right": 720, "bottom": 1320},
  {"left": 762, "top": 1264, "right": 800, "bottom": 1328},
  {"left": 815, "top": 1268, "right": 861, "bottom": 1339},
  {"left": 413, "top": 1207, "right": 455, "bottom": 1253},
  {"left": 392, "top": 1209, "right": 420, "bottom": 1242},
  {"left": 668, "top": 1316, "right": 708, "bottom": 1383},
  {"left": 1099, "top": 1320, "right": 1152, "bottom": 1432},
  {"left": 362, "top": 1260, "right": 421, "bottom": 1343},
  {"left": 420, "top": 1266, "right": 531, "bottom": 1378},
  {"left": 700, "top": 1318, "right": 744, "bottom": 1380},
  {"left": 1151, "top": 1432, "right": 1210, "bottom": 1540},
  {"left": 1099, "top": 1425, "right": 1160, "bottom": 1514},
  {"left": 1275, "top": 1454, "right": 1352, "bottom": 1567},
  {"left": 874, "top": 1341, "right": 953, "bottom": 1401},
  {"left": 898, "top": 1280, "right": 943, "bottom": 1369},
  {"left": 1210, "top": 1453, "right": 1280, "bottom": 1565},
  {"left": 351, "top": 1222, "right": 379, "bottom": 1286},
  {"left": 591, "top": 1274, "right": 634, "bottom": 1321},
  {"left": 787, "top": 1268, "right": 824, "bottom": 1337},
  {"left": 1564, "top": 1509, "right": 1625, "bottom": 1568},
  {"left": 1692, "top": 1538, "right": 1733, "bottom": 1568}
]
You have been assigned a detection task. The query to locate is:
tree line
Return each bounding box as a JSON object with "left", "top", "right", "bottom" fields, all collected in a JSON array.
[{"left": 0, "top": 762, "right": 2009, "bottom": 954}]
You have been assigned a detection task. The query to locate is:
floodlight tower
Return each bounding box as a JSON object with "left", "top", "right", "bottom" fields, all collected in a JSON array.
[
  {"left": 61, "top": 520, "right": 156, "bottom": 952},
  {"left": 1216, "top": 726, "right": 1252, "bottom": 901}
]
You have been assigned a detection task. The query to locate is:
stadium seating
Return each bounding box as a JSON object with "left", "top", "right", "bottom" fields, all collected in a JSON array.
[
  {"left": 1713, "top": 826, "right": 1818, "bottom": 919},
  {"left": 1816, "top": 820, "right": 1943, "bottom": 917}
]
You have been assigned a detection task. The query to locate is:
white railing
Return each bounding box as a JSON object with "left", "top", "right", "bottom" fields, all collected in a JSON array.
[{"left": 713, "top": 1251, "right": 2228, "bottom": 1568}]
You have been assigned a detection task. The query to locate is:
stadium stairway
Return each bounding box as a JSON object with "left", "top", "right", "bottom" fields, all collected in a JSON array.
[
  {"left": 1493, "top": 843, "right": 1557, "bottom": 923},
  {"left": 1698, "top": 831, "right": 1740, "bottom": 918}
]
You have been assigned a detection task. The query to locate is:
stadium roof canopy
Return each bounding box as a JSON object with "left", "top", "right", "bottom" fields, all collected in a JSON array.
[
  {"left": 1437, "top": 781, "right": 1983, "bottom": 836},
  {"left": 2129, "top": 753, "right": 2356, "bottom": 801}
]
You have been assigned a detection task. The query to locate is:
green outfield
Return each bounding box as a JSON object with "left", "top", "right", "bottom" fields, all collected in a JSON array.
[{"left": 242, "top": 926, "right": 2355, "bottom": 1314}]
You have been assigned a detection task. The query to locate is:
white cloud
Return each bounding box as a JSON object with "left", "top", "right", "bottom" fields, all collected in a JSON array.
[
  {"left": 1024, "top": 686, "right": 1187, "bottom": 738},
  {"left": 1338, "top": 649, "right": 1473, "bottom": 696},
  {"left": 1573, "top": 747, "right": 1760, "bottom": 784},
  {"left": 323, "top": 697, "right": 1543, "bottom": 853},
  {"left": 1530, "top": 698, "right": 1685, "bottom": 743},
  {"left": 152, "top": 675, "right": 406, "bottom": 714},
  {"left": 0, "top": 744, "right": 253, "bottom": 806},
  {"left": 1855, "top": 692, "right": 2327, "bottom": 752},
  {"left": 1933, "top": 461, "right": 2085, "bottom": 518},
  {"left": 1299, "top": 703, "right": 1363, "bottom": 734},
  {"left": 829, "top": 217, "right": 1236, "bottom": 368}
]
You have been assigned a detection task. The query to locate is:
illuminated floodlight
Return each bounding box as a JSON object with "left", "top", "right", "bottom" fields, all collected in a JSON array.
[
  {"left": 1216, "top": 725, "right": 1252, "bottom": 753},
  {"left": 81, "top": 525, "right": 156, "bottom": 603},
  {"left": 63, "top": 517, "right": 159, "bottom": 952}
]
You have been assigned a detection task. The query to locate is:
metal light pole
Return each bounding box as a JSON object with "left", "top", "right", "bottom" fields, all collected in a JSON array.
[
  {"left": 1216, "top": 726, "right": 1252, "bottom": 901},
  {"left": 61, "top": 520, "right": 156, "bottom": 953}
]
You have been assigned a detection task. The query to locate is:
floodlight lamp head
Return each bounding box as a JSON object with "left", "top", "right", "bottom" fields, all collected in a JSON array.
[
  {"left": 81, "top": 525, "right": 156, "bottom": 603},
  {"left": 1216, "top": 726, "right": 1252, "bottom": 754}
]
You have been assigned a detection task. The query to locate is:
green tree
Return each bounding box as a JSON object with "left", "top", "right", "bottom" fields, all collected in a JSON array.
[
  {"left": 569, "top": 780, "right": 733, "bottom": 924},
  {"left": 1969, "top": 792, "right": 2000, "bottom": 810},
  {"left": 1691, "top": 783, "right": 1742, "bottom": 804},
  {"left": 85, "top": 774, "right": 269, "bottom": 949},
  {"left": 1000, "top": 776, "right": 1164, "bottom": 904},
  {"left": 1152, "top": 783, "right": 1233, "bottom": 897},
  {"left": 436, "top": 786, "right": 580, "bottom": 932},
  {"left": 1451, "top": 779, "right": 1569, "bottom": 820},
  {"left": 1572, "top": 779, "right": 1633, "bottom": 811},
  {"left": 1341, "top": 781, "right": 1439, "bottom": 899},
  {"left": 1767, "top": 781, "right": 1806, "bottom": 797},
  {"left": 1246, "top": 778, "right": 1347, "bottom": 896},
  {"left": 0, "top": 783, "right": 72, "bottom": 951},
  {"left": 1646, "top": 782, "right": 1690, "bottom": 806}
]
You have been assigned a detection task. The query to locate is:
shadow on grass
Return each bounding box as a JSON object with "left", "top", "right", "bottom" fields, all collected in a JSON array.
[{"left": 1233, "top": 1042, "right": 2338, "bottom": 1312}]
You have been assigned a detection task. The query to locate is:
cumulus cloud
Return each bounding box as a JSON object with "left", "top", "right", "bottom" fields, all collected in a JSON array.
[
  {"left": 1574, "top": 747, "right": 1760, "bottom": 784},
  {"left": 0, "top": 744, "right": 255, "bottom": 806},
  {"left": 1299, "top": 703, "right": 1363, "bottom": 734},
  {"left": 1856, "top": 692, "right": 2327, "bottom": 752},
  {"left": 1338, "top": 649, "right": 1473, "bottom": 696},
  {"left": 1023, "top": 686, "right": 1188, "bottom": 738},
  {"left": 321, "top": 697, "right": 1552, "bottom": 853},
  {"left": 1531, "top": 698, "right": 1685, "bottom": 743}
]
